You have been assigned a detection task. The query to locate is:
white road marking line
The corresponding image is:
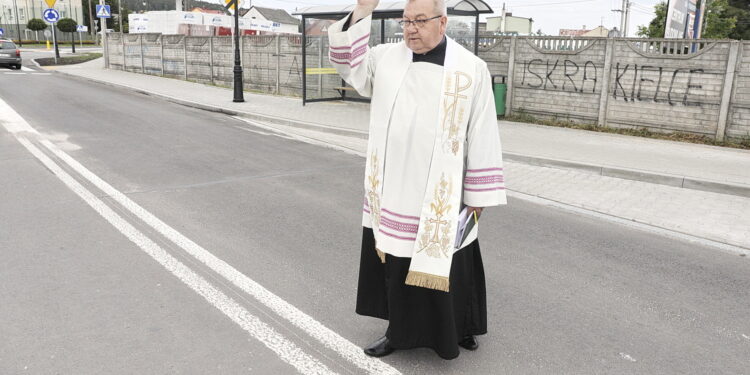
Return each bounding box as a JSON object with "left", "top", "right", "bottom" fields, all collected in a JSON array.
[
  {"left": 21, "top": 66, "right": 34, "bottom": 72},
  {"left": 742, "top": 334, "right": 749, "bottom": 340},
  {"left": 619, "top": 352, "right": 637, "bottom": 362},
  {"left": 0, "top": 103, "right": 336, "bottom": 375},
  {"left": 2, "top": 98, "right": 400, "bottom": 375},
  {"left": 3, "top": 72, "right": 26, "bottom": 75}
]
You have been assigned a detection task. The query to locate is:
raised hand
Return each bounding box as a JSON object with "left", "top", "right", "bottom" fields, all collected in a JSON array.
[{"left": 353, "top": 0, "right": 379, "bottom": 23}]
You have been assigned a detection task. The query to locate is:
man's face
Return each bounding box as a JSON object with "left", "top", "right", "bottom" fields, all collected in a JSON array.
[{"left": 402, "top": 0, "right": 447, "bottom": 54}]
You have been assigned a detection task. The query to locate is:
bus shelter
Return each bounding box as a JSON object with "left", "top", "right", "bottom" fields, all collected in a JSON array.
[{"left": 294, "top": 0, "right": 493, "bottom": 105}]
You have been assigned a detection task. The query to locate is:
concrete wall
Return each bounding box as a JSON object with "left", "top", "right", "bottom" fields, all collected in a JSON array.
[{"left": 107, "top": 33, "right": 749, "bottom": 141}]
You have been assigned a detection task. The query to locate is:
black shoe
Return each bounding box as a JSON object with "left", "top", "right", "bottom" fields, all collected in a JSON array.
[
  {"left": 364, "top": 335, "right": 395, "bottom": 357},
  {"left": 458, "top": 335, "right": 479, "bottom": 350}
]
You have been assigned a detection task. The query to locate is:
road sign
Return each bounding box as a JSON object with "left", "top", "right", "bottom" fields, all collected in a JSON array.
[
  {"left": 43, "top": 8, "right": 60, "bottom": 24},
  {"left": 44, "top": 29, "right": 52, "bottom": 38},
  {"left": 44, "top": 0, "right": 56, "bottom": 8},
  {"left": 77, "top": 25, "right": 89, "bottom": 32},
  {"left": 0, "top": 28, "right": 4, "bottom": 36},
  {"left": 225, "top": 0, "right": 237, "bottom": 11},
  {"left": 96, "top": 4, "right": 111, "bottom": 18}
]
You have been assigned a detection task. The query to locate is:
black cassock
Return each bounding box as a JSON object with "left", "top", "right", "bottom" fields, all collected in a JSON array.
[{"left": 355, "top": 226, "right": 488, "bottom": 360}]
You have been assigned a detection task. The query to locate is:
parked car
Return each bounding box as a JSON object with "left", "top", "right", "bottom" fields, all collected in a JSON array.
[{"left": 0, "top": 39, "right": 22, "bottom": 70}]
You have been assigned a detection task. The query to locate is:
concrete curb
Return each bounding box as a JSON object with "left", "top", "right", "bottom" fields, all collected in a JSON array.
[{"left": 53, "top": 68, "right": 750, "bottom": 199}]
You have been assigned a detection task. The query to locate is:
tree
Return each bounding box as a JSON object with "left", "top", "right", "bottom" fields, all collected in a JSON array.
[
  {"left": 636, "top": 0, "right": 739, "bottom": 39},
  {"left": 636, "top": 1, "right": 667, "bottom": 38},
  {"left": 702, "top": 0, "right": 737, "bottom": 39},
  {"left": 727, "top": 0, "right": 750, "bottom": 40},
  {"left": 57, "top": 18, "right": 78, "bottom": 53},
  {"left": 27, "top": 18, "right": 48, "bottom": 43}
]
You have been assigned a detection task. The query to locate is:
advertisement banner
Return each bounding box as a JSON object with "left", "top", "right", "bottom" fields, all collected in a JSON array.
[{"left": 664, "top": 0, "right": 698, "bottom": 38}]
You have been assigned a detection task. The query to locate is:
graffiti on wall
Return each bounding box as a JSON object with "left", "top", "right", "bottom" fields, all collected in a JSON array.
[
  {"left": 520, "top": 59, "right": 599, "bottom": 93},
  {"left": 612, "top": 64, "right": 704, "bottom": 107}
]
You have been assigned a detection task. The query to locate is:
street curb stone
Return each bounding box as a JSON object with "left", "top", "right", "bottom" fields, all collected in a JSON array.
[{"left": 52, "top": 68, "right": 750, "bottom": 199}]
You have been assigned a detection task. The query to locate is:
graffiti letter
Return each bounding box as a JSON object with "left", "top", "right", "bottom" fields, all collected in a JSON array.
[
  {"left": 653, "top": 67, "right": 664, "bottom": 103},
  {"left": 526, "top": 59, "right": 544, "bottom": 88},
  {"left": 544, "top": 59, "right": 559, "bottom": 89},
  {"left": 637, "top": 66, "right": 655, "bottom": 101},
  {"left": 582, "top": 61, "right": 597, "bottom": 93},
  {"left": 667, "top": 68, "right": 682, "bottom": 106},
  {"left": 563, "top": 60, "right": 579, "bottom": 92},
  {"left": 613, "top": 63, "right": 629, "bottom": 101},
  {"left": 683, "top": 69, "right": 703, "bottom": 107}
]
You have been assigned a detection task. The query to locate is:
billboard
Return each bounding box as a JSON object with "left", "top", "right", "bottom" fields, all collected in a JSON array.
[{"left": 664, "top": 0, "right": 699, "bottom": 38}]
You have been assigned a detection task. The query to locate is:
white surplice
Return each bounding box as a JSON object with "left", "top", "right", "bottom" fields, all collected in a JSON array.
[{"left": 329, "top": 14, "right": 507, "bottom": 292}]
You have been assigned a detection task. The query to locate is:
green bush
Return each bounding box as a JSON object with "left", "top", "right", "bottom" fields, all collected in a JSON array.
[
  {"left": 57, "top": 18, "right": 78, "bottom": 33},
  {"left": 27, "top": 18, "right": 48, "bottom": 32}
]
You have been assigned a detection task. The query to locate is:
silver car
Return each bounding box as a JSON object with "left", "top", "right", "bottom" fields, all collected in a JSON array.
[{"left": 0, "top": 39, "right": 22, "bottom": 70}]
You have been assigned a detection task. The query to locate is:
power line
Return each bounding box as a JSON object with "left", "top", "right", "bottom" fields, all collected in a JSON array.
[{"left": 505, "top": 0, "right": 598, "bottom": 8}]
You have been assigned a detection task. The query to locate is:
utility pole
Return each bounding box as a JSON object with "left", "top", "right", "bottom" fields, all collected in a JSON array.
[
  {"left": 118, "top": 0, "right": 122, "bottom": 33},
  {"left": 12, "top": 0, "right": 22, "bottom": 46},
  {"left": 88, "top": 0, "right": 95, "bottom": 40},
  {"left": 501, "top": 2, "right": 506, "bottom": 33},
  {"left": 612, "top": 0, "right": 625, "bottom": 36},
  {"left": 623, "top": 0, "right": 631, "bottom": 37},
  {"left": 100, "top": 0, "right": 109, "bottom": 68}
]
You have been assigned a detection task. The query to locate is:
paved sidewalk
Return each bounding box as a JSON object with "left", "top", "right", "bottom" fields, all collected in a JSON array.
[
  {"left": 54, "top": 58, "right": 750, "bottom": 198},
  {"left": 45, "top": 58, "right": 750, "bottom": 251}
]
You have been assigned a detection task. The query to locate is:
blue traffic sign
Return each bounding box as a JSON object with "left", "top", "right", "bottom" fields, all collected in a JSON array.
[
  {"left": 43, "top": 8, "right": 60, "bottom": 23},
  {"left": 96, "top": 4, "right": 111, "bottom": 18},
  {"left": 0, "top": 28, "right": 4, "bottom": 36}
]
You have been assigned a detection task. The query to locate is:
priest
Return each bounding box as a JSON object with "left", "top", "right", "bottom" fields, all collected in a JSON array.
[{"left": 329, "top": 0, "right": 507, "bottom": 360}]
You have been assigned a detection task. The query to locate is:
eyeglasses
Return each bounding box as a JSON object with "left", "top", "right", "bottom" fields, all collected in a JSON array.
[{"left": 398, "top": 15, "right": 442, "bottom": 29}]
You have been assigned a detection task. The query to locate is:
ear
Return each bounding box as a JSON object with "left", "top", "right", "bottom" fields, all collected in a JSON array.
[{"left": 440, "top": 15, "right": 447, "bottom": 33}]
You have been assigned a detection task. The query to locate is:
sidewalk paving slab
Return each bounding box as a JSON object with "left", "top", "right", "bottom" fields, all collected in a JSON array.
[{"left": 51, "top": 58, "right": 750, "bottom": 199}]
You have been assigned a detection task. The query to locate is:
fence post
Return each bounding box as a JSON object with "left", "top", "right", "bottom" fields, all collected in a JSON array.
[
  {"left": 505, "top": 36, "right": 517, "bottom": 116},
  {"left": 140, "top": 34, "right": 145, "bottom": 74},
  {"left": 318, "top": 37, "right": 324, "bottom": 97},
  {"left": 716, "top": 41, "right": 740, "bottom": 142},
  {"left": 122, "top": 34, "right": 127, "bottom": 71},
  {"left": 184, "top": 36, "right": 189, "bottom": 80},
  {"left": 160, "top": 36, "right": 165, "bottom": 76},
  {"left": 209, "top": 37, "right": 214, "bottom": 85},
  {"left": 597, "top": 38, "right": 615, "bottom": 127},
  {"left": 276, "top": 35, "right": 281, "bottom": 95}
]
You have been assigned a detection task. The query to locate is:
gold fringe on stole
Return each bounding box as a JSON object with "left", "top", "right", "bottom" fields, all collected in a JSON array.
[
  {"left": 404, "top": 271, "right": 450, "bottom": 292},
  {"left": 375, "top": 248, "right": 386, "bottom": 263}
]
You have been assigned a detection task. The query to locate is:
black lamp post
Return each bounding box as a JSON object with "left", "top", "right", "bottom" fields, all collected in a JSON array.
[{"left": 231, "top": 0, "right": 244, "bottom": 102}]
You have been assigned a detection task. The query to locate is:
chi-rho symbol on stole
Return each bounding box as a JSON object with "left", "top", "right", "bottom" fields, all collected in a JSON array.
[{"left": 442, "top": 71, "right": 472, "bottom": 155}]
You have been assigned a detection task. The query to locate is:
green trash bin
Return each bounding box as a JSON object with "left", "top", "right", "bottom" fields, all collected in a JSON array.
[{"left": 492, "top": 75, "right": 507, "bottom": 116}]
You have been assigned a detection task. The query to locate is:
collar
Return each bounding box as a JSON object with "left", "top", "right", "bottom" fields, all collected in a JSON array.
[{"left": 412, "top": 36, "right": 447, "bottom": 66}]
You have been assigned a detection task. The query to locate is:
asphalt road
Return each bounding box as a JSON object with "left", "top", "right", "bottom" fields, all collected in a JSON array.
[{"left": 1, "top": 65, "right": 749, "bottom": 374}]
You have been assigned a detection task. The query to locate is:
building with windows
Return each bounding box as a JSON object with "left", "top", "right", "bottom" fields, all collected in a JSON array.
[{"left": 0, "top": 0, "right": 84, "bottom": 40}]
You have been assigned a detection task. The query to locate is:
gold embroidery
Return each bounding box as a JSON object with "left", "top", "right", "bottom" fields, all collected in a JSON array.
[
  {"left": 442, "top": 71, "right": 472, "bottom": 155},
  {"left": 366, "top": 151, "right": 381, "bottom": 226},
  {"left": 417, "top": 174, "right": 453, "bottom": 258}
]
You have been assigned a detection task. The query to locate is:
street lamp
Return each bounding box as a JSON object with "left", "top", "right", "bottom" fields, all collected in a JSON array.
[
  {"left": 12, "top": 0, "right": 22, "bottom": 46},
  {"left": 226, "top": 0, "right": 244, "bottom": 102}
]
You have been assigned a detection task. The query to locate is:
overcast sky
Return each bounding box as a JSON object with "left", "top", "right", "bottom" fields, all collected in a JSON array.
[{"left": 226, "top": 0, "right": 662, "bottom": 36}]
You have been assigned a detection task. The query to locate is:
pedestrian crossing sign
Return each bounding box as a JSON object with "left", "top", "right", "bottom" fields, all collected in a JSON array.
[{"left": 96, "top": 4, "right": 111, "bottom": 18}]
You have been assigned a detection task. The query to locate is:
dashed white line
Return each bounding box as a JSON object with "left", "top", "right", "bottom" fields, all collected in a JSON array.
[
  {"left": 1, "top": 97, "right": 399, "bottom": 374},
  {"left": 0, "top": 98, "right": 336, "bottom": 375}
]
